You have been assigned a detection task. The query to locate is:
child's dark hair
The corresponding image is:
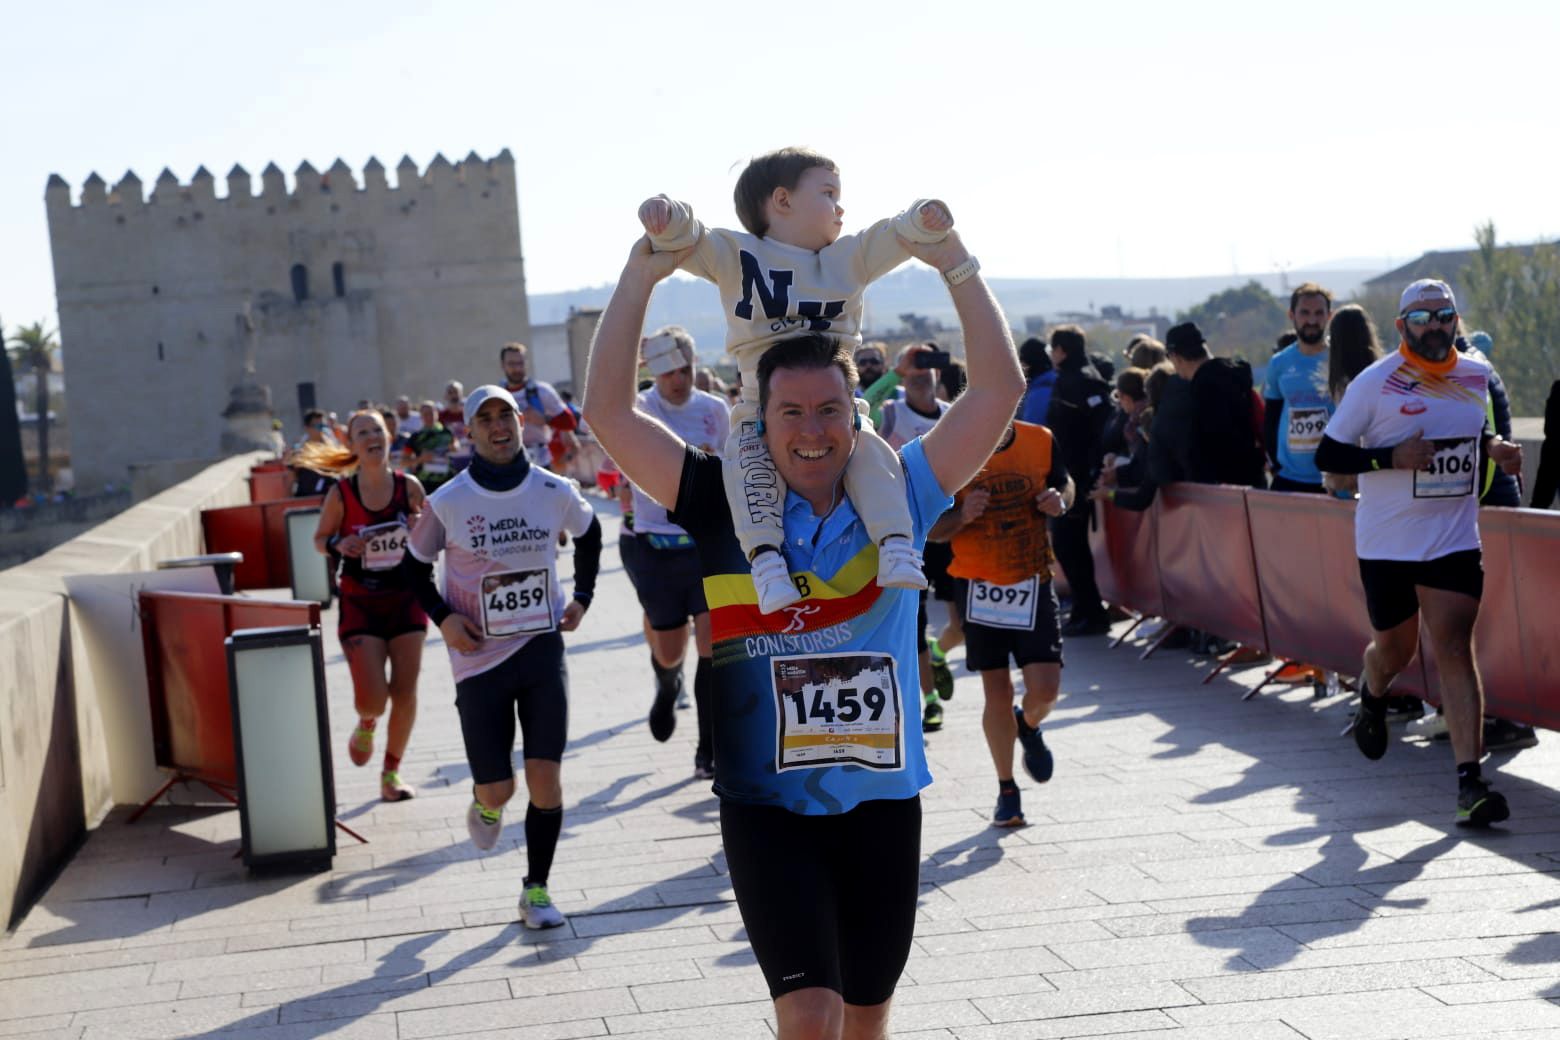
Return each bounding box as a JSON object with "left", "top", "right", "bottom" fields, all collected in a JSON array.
[{"left": 734, "top": 147, "right": 838, "bottom": 237}]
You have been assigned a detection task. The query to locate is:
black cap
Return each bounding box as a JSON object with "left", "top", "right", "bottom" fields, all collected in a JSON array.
[{"left": 1165, "top": 322, "right": 1207, "bottom": 358}]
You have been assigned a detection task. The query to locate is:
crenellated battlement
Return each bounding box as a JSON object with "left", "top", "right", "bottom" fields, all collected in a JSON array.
[{"left": 44, "top": 148, "right": 516, "bottom": 210}]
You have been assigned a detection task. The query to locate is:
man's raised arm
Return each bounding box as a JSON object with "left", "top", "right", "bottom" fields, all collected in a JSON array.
[
  {"left": 917, "top": 232, "right": 1025, "bottom": 493},
  {"left": 581, "top": 237, "right": 694, "bottom": 510}
]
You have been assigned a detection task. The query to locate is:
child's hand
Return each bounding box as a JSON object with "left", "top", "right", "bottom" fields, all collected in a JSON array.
[
  {"left": 897, "top": 229, "right": 972, "bottom": 280},
  {"left": 639, "top": 196, "right": 673, "bottom": 236},
  {"left": 918, "top": 200, "right": 953, "bottom": 234}
]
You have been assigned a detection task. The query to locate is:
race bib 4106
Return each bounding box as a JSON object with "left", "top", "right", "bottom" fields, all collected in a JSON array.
[
  {"left": 1414, "top": 437, "right": 1477, "bottom": 499},
  {"left": 770, "top": 652, "right": 903, "bottom": 772}
]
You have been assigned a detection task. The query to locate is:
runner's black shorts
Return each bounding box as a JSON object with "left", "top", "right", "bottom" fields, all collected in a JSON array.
[
  {"left": 454, "top": 632, "right": 568, "bottom": 782},
  {"left": 719, "top": 795, "right": 921, "bottom": 1005},
  {"left": 337, "top": 582, "right": 428, "bottom": 642},
  {"left": 922, "top": 539, "right": 956, "bottom": 601},
  {"left": 1358, "top": 548, "right": 1484, "bottom": 633},
  {"left": 1269, "top": 475, "right": 1325, "bottom": 494},
  {"left": 622, "top": 532, "right": 707, "bottom": 630},
  {"left": 955, "top": 577, "right": 1065, "bottom": 671}
]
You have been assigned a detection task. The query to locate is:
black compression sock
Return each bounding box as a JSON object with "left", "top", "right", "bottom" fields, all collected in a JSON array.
[
  {"left": 694, "top": 655, "right": 714, "bottom": 763},
  {"left": 998, "top": 778, "right": 1019, "bottom": 795},
  {"left": 524, "top": 802, "right": 563, "bottom": 887},
  {"left": 651, "top": 652, "right": 681, "bottom": 690},
  {"left": 1457, "top": 761, "right": 1481, "bottom": 786}
]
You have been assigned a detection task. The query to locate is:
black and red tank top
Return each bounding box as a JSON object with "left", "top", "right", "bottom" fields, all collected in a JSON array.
[{"left": 337, "top": 472, "right": 414, "bottom": 592}]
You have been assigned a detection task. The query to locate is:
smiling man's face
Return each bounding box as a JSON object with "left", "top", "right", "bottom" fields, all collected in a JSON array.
[
  {"left": 469, "top": 397, "right": 523, "bottom": 464},
  {"left": 762, "top": 364, "right": 857, "bottom": 514}
]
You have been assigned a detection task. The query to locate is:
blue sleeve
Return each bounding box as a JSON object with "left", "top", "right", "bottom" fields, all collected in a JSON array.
[
  {"left": 1261, "top": 353, "right": 1284, "bottom": 400},
  {"left": 900, "top": 437, "right": 955, "bottom": 543}
]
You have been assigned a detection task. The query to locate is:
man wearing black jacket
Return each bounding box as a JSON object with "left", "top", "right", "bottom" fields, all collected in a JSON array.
[
  {"left": 1044, "top": 325, "right": 1112, "bottom": 635},
  {"left": 1535, "top": 379, "right": 1560, "bottom": 510},
  {"left": 1150, "top": 322, "right": 1265, "bottom": 489}
]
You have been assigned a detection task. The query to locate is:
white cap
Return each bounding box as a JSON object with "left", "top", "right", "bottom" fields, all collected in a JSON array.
[
  {"left": 642, "top": 333, "right": 691, "bottom": 376},
  {"left": 463, "top": 384, "right": 519, "bottom": 427},
  {"left": 1399, "top": 278, "right": 1456, "bottom": 314}
]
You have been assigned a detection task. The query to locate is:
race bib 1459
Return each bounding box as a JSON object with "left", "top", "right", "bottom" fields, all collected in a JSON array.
[{"left": 770, "top": 652, "right": 903, "bottom": 772}]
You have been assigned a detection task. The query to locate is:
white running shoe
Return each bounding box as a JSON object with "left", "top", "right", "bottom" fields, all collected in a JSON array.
[
  {"left": 466, "top": 798, "right": 503, "bottom": 851},
  {"left": 877, "top": 537, "right": 929, "bottom": 591},
  {"left": 520, "top": 881, "right": 566, "bottom": 929},
  {"left": 752, "top": 550, "right": 802, "bottom": 613}
]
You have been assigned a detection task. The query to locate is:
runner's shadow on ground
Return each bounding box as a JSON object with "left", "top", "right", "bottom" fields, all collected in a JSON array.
[
  {"left": 180, "top": 929, "right": 518, "bottom": 1040},
  {"left": 920, "top": 823, "right": 1014, "bottom": 889},
  {"left": 1058, "top": 631, "right": 1560, "bottom": 973},
  {"left": 558, "top": 630, "right": 649, "bottom": 655}
]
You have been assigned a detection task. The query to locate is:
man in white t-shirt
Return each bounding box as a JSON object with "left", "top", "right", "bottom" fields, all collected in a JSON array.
[
  {"left": 1315, "top": 278, "right": 1523, "bottom": 827},
  {"left": 404, "top": 385, "right": 602, "bottom": 926},
  {"left": 501, "top": 342, "right": 580, "bottom": 471},
  {"left": 621, "top": 327, "right": 730, "bottom": 777}
]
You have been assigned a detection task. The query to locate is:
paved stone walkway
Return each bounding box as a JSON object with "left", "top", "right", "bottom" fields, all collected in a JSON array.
[{"left": 7, "top": 503, "right": 1560, "bottom": 1039}]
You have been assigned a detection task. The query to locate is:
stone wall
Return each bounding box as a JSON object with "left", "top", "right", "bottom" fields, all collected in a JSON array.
[
  {"left": 0, "top": 451, "right": 267, "bottom": 929},
  {"left": 45, "top": 151, "right": 530, "bottom": 489}
]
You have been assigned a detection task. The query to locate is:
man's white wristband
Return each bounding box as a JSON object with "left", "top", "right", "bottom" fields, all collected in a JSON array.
[{"left": 941, "top": 256, "right": 980, "bottom": 287}]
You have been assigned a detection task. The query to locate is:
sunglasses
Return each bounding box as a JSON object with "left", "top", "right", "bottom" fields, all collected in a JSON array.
[{"left": 1402, "top": 307, "right": 1457, "bottom": 328}]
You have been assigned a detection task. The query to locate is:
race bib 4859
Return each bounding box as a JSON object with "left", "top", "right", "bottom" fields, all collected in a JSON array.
[{"left": 480, "top": 568, "right": 554, "bottom": 637}]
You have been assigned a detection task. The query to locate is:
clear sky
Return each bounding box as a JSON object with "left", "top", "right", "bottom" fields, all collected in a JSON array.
[{"left": 5, "top": 0, "right": 1557, "bottom": 335}]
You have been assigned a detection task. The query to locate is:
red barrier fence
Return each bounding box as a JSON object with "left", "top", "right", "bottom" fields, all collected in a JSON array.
[
  {"left": 1092, "top": 494, "right": 1163, "bottom": 618},
  {"left": 1155, "top": 484, "right": 1267, "bottom": 653},
  {"left": 201, "top": 496, "right": 323, "bottom": 590},
  {"left": 1089, "top": 488, "right": 1560, "bottom": 716},
  {"left": 249, "top": 468, "right": 293, "bottom": 503},
  {"left": 138, "top": 591, "right": 322, "bottom": 788}
]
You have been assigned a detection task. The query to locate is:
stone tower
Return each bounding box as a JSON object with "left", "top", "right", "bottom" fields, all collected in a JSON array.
[{"left": 44, "top": 150, "right": 530, "bottom": 488}]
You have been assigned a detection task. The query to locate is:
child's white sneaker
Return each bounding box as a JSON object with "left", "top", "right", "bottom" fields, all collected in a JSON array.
[
  {"left": 877, "top": 537, "right": 928, "bottom": 590},
  {"left": 752, "top": 550, "right": 803, "bottom": 613}
]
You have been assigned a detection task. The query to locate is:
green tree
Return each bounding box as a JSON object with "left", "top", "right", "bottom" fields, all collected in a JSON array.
[
  {"left": 1177, "top": 280, "right": 1289, "bottom": 364},
  {"left": 0, "top": 314, "right": 28, "bottom": 503},
  {"left": 6, "top": 321, "right": 60, "bottom": 493},
  {"left": 1459, "top": 222, "right": 1560, "bottom": 415}
]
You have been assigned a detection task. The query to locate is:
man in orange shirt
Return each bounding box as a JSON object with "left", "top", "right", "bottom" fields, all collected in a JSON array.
[{"left": 931, "top": 419, "right": 1073, "bottom": 826}]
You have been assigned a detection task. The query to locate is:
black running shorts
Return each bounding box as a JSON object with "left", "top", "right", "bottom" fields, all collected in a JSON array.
[
  {"left": 338, "top": 584, "right": 428, "bottom": 642},
  {"left": 956, "top": 577, "right": 1065, "bottom": 672},
  {"left": 719, "top": 795, "right": 921, "bottom": 1006},
  {"left": 454, "top": 633, "right": 569, "bottom": 782},
  {"left": 623, "top": 533, "right": 708, "bottom": 630},
  {"left": 1358, "top": 548, "right": 1484, "bottom": 633},
  {"left": 921, "top": 539, "right": 956, "bottom": 601}
]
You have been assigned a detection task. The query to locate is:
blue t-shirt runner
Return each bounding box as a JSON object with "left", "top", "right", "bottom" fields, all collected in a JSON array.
[
  {"left": 670, "top": 437, "right": 950, "bottom": 814},
  {"left": 1262, "top": 343, "right": 1333, "bottom": 488}
]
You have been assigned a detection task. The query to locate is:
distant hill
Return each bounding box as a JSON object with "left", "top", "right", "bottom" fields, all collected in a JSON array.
[{"left": 528, "top": 266, "right": 1382, "bottom": 362}]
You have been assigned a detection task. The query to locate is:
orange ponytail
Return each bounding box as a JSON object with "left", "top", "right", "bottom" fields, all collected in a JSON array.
[{"left": 291, "top": 409, "right": 386, "bottom": 478}]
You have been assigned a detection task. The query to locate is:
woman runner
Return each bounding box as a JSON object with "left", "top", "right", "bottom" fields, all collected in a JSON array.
[{"left": 301, "top": 410, "right": 429, "bottom": 801}]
